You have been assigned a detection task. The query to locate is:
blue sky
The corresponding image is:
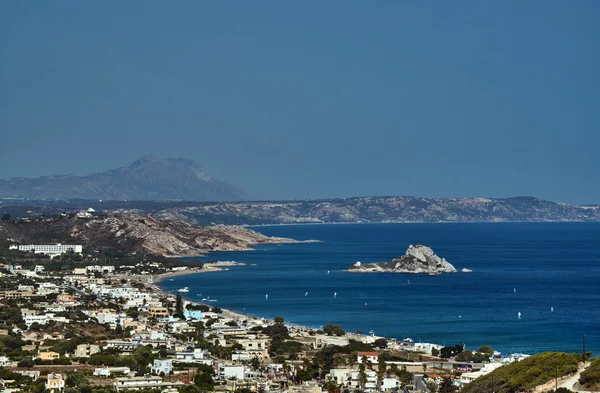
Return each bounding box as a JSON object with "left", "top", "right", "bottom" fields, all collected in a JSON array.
[{"left": 0, "top": 1, "right": 598, "bottom": 204}]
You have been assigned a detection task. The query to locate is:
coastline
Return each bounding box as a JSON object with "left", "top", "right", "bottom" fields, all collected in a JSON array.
[{"left": 150, "top": 268, "right": 390, "bottom": 344}]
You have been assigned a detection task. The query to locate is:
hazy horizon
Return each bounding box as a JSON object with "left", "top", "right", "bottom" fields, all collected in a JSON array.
[{"left": 1, "top": 2, "right": 598, "bottom": 204}]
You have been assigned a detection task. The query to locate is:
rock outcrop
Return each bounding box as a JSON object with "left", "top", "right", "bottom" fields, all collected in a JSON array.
[{"left": 348, "top": 245, "right": 457, "bottom": 274}]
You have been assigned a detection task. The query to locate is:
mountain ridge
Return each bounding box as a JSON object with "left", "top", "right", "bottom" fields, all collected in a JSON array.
[
  {"left": 1, "top": 195, "right": 599, "bottom": 224},
  {"left": 0, "top": 155, "right": 249, "bottom": 202}
]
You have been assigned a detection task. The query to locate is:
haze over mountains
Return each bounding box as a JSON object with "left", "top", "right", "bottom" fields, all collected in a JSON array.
[
  {"left": 1, "top": 155, "right": 599, "bottom": 224},
  {"left": 0, "top": 155, "right": 249, "bottom": 202}
]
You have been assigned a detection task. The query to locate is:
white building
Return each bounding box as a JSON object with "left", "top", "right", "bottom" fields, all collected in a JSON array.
[
  {"left": 11, "top": 244, "right": 82, "bottom": 257},
  {"left": 460, "top": 362, "right": 504, "bottom": 385},
  {"left": 381, "top": 378, "right": 401, "bottom": 391},
  {"left": 113, "top": 376, "right": 183, "bottom": 392},
  {"left": 150, "top": 359, "right": 173, "bottom": 375},
  {"left": 24, "top": 314, "right": 69, "bottom": 327},
  {"left": 94, "top": 367, "right": 131, "bottom": 377},
  {"left": 217, "top": 365, "right": 246, "bottom": 381}
]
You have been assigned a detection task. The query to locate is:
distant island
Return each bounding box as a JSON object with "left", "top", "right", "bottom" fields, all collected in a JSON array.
[
  {"left": 348, "top": 245, "right": 457, "bottom": 275},
  {"left": 2, "top": 195, "right": 599, "bottom": 225}
]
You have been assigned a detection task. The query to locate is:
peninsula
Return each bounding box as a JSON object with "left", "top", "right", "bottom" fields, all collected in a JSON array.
[{"left": 348, "top": 245, "right": 457, "bottom": 274}]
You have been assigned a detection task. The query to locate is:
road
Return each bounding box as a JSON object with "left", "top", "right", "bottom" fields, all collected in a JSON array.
[
  {"left": 558, "top": 362, "right": 594, "bottom": 393},
  {"left": 412, "top": 374, "right": 428, "bottom": 392}
]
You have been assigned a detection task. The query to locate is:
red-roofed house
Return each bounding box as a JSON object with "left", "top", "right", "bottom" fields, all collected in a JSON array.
[{"left": 357, "top": 351, "right": 379, "bottom": 364}]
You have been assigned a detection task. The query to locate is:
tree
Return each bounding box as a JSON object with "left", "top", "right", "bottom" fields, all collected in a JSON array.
[
  {"left": 358, "top": 362, "right": 366, "bottom": 391},
  {"left": 426, "top": 381, "right": 439, "bottom": 393},
  {"left": 373, "top": 338, "right": 388, "bottom": 349},
  {"left": 455, "top": 350, "right": 474, "bottom": 362},
  {"left": 250, "top": 357, "right": 261, "bottom": 370},
  {"left": 194, "top": 364, "right": 215, "bottom": 392},
  {"left": 440, "top": 344, "right": 463, "bottom": 359},
  {"left": 438, "top": 376, "right": 457, "bottom": 393},
  {"left": 422, "top": 363, "right": 427, "bottom": 374},
  {"left": 274, "top": 316, "right": 284, "bottom": 325},
  {"left": 1, "top": 213, "right": 10, "bottom": 222},
  {"left": 323, "top": 324, "right": 346, "bottom": 336},
  {"left": 432, "top": 347, "right": 439, "bottom": 357},
  {"left": 376, "top": 357, "right": 387, "bottom": 387},
  {"left": 477, "top": 345, "right": 494, "bottom": 357},
  {"left": 174, "top": 294, "right": 184, "bottom": 318}
]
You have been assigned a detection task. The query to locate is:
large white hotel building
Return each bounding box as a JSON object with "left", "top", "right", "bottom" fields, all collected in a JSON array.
[{"left": 9, "top": 244, "right": 83, "bottom": 256}]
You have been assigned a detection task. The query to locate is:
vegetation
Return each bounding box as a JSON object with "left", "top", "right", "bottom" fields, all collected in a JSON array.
[
  {"left": 440, "top": 344, "right": 464, "bottom": 358},
  {"left": 194, "top": 364, "right": 216, "bottom": 391},
  {"left": 461, "top": 352, "right": 582, "bottom": 393},
  {"left": 579, "top": 357, "right": 600, "bottom": 389},
  {"left": 323, "top": 324, "right": 346, "bottom": 336},
  {"left": 455, "top": 350, "right": 488, "bottom": 363},
  {"left": 438, "top": 376, "right": 458, "bottom": 392}
]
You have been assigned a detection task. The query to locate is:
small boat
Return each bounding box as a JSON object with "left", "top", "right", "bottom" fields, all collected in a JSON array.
[
  {"left": 169, "top": 279, "right": 174, "bottom": 281},
  {"left": 551, "top": 307, "right": 554, "bottom": 313},
  {"left": 305, "top": 292, "right": 308, "bottom": 297},
  {"left": 208, "top": 299, "right": 218, "bottom": 302},
  {"left": 518, "top": 312, "right": 522, "bottom": 320},
  {"left": 462, "top": 268, "right": 472, "bottom": 273},
  {"left": 177, "top": 287, "right": 189, "bottom": 293}
]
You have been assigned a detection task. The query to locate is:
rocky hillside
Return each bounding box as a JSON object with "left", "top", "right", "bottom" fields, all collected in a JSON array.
[
  {"left": 348, "top": 245, "right": 457, "bottom": 274},
  {"left": 0, "top": 214, "right": 303, "bottom": 257},
  {"left": 0, "top": 155, "right": 249, "bottom": 202},
  {"left": 150, "top": 196, "right": 600, "bottom": 225},
  {"left": 1, "top": 196, "right": 599, "bottom": 225}
]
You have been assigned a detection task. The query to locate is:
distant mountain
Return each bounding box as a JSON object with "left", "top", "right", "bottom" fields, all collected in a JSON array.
[{"left": 0, "top": 155, "right": 249, "bottom": 202}]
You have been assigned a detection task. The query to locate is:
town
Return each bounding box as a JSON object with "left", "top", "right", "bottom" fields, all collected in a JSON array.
[{"left": 0, "top": 241, "right": 593, "bottom": 393}]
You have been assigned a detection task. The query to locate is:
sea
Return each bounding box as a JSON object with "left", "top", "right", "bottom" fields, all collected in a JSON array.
[{"left": 158, "top": 222, "right": 600, "bottom": 355}]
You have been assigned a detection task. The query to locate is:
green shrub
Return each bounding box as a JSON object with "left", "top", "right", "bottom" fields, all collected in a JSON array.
[
  {"left": 461, "top": 352, "right": 580, "bottom": 393},
  {"left": 579, "top": 357, "right": 600, "bottom": 388}
]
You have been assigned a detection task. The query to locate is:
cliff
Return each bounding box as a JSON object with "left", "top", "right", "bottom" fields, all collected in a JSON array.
[
  {"left": 348, "top": 245, "right": 457, "bottom": 274},
  {"left": 0, "top": 214, "right": 304, "bottom": 257}
]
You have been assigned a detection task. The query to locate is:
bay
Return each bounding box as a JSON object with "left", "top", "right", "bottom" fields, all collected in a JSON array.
[{"left": 159, "top": 222, "right": 600, "bottom": 355}]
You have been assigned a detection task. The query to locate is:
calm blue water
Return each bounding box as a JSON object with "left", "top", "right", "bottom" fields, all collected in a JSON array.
[{"left": 160, "top": 223, "right": 600, "bottom": 355}]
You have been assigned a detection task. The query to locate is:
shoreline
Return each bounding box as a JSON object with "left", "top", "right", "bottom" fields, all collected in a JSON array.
[
  {"left": 151, "top": 270, "right": 391, "bottom": 344},
  {"left": 243, "top": 220, "right": 600, "bottom": 228}
]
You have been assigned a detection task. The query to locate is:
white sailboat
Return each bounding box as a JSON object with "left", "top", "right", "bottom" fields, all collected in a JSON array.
[
  {"left": 265, "top": 294, "right": 269, "bottom": 300},
  {"left": 518, "top": 312, "right": 522, "bottom": 320}
]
